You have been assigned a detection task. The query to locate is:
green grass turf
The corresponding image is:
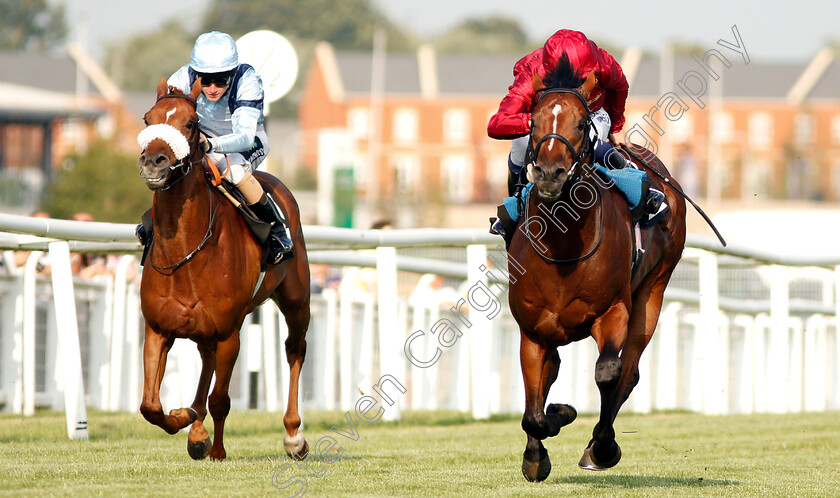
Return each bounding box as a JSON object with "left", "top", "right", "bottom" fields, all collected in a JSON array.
[{"left": 1, "top": 409, "right": 838, "bottom": 497}]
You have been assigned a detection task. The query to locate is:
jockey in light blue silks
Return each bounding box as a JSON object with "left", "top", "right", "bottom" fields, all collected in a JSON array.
[{"left": 168, "top": 31, "right": 291, "bottom": 263}]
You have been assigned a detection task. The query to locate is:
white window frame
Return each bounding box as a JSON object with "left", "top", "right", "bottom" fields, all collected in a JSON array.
[
  {"left": 443, "top": 108, "right": 470, "bottom": 143},
  {"left": 441, "top": 155, "right": 473, "bottom": 202},
  {"left": 393, "top": 108, "right": 419, "bottom": 143},
  {"left": 347, "top": 107, "right": 370, "bottom": 138},
  {"left": 711, "top": 112, "right": 734, "bottom": 143},
  {"left": 748, "top": 113, "right": 773, "bottom": 150}
]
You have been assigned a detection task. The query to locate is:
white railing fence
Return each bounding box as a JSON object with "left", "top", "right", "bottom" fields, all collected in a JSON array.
[{"left": 1, "top": 213, "right": 839, "bottom": 440}]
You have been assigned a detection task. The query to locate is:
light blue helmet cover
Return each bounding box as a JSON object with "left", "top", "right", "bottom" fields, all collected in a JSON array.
[{"left": 190, "top": 31, "right": 238, "bottom": 73}]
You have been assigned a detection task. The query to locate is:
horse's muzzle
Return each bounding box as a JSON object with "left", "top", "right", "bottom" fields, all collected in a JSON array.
[
  {"left": 139, "top": 152, "right": 172, "bottom": 190},
  {"left": 536, "top": 181, "right": 565, "bottom": 201},
  {"left": 529, "top": 166, "right": 567, "bottom": 201}
]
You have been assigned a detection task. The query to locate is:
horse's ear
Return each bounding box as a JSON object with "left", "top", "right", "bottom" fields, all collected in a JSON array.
[
  {"left": 580, "top": 71, "right": 597, "bottom": 98},
  {"left": 532, "top": 71, "right": 546, "bottom": 93},
  {"left": 156, "top": 77, "right": 168, "bottom": 98},
  {"left": 189, "top": 78, "right": 202, "bottom": 100}
]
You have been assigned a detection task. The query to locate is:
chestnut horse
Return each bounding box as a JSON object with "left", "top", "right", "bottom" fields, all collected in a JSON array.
[
  {"left": 508, "top": 62, "right": 686, "bottom": 481},
  {"left": 137, "top": 78, "right": 310, "bottom": 461}
]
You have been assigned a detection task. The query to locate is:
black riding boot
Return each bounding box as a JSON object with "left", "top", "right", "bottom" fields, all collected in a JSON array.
[
  {"left": 250, "top": 194, "right": 293, "bottom": 263},
  {"left": 135, "top": 224, "right": 148, "bottom": 245},
  {"left": 507, "top": 168, "right": 519, "bottom": 197},
  {"left": 645, "top": 188, "right": 666, "bottom": 214},
  {"left": 490, "top": 168, "right": 523, "bottom": 247}
]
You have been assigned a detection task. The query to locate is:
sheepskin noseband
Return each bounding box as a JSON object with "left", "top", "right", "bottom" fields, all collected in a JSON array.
[{"left": 137, "top": 124, "right": 191, "bottom": 160}]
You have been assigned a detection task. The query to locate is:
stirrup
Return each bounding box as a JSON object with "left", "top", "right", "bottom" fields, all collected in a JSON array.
[
  {"left": 267, "top": 224, "right": 293, "bottom": 264},
  {"left": 489, "top": 217, "right": 504, "bottom": 236},
  {"left": 271, "top": 230, "right": 293, "bottom": 254}
]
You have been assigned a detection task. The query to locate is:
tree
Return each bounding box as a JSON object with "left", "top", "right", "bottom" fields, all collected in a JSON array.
[
  {"left": 41, "top": 140, "right": 152, "bottom": 223},
  {"left": 200, "top": 0, "right": 415, "bottom": 51},
  {"left": 432, "top": 16, "right": 533, "bottom": 54},
  {"left": 0, "top": 0, "right": 67, "bottom": 51},
  {"left": 104, "top": 21, "right": 196, "bottom": 92}
]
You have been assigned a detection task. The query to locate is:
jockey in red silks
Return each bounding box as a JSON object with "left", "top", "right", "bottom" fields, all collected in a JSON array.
[{"left": 487, "top": 29, "right": 664, "bottom": 241}]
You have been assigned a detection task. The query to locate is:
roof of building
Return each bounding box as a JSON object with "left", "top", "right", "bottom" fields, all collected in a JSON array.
[
  {"left": 0, "top": 51, "right": 100, "bottom": 95},
  {"left": 809, "top": 61, "right": 840, "bottom": 100},
  {"left": 326, "top": 46, "right": 835, "bottom": 103},
  {"left": 0, "top": 50, "right": 107, "bottom": 121}
]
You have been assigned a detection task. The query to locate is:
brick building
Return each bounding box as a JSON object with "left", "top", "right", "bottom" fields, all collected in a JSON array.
[
  {"left": 299, "top": 42, "right": 840, "bottom": 227},
  {"left": 0, "top": 45, "right": 132, "bottom": 212}
]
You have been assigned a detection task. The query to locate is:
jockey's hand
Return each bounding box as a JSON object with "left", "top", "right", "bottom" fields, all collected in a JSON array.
[
  {"left": 608, "top": 132, "right": 619, "bottom": 147},
  {"left": 199, "top": 135, "right": 211, "bottom": 153}
]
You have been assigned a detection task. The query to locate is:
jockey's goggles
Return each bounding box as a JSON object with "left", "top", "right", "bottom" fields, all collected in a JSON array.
[{"left": 196, "top": 70, "right": 235, "bottom": 87}]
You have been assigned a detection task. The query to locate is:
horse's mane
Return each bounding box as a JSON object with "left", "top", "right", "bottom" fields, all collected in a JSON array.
[{"left": 542, "top": 53, "right": 586, "bottom": 90}]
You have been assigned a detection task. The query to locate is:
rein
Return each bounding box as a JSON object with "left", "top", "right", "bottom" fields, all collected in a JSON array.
[
  {"left": 153, "top": 93, "right": 203, "bottom": 190},
  {"left": 145, "top": 91, "right": 220, "bottom": 272},
  {"left": 522, "top": 176, "right": 606, "bottom": 264},
  {"left": 148, "top": 182, "right": 221, "bottom": 272},
  {"left": 523, "top": 87, "right": 604, "bottom": 264}
]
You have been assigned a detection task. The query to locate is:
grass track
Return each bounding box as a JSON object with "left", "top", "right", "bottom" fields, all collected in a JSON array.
[{"left": 1, "top": 409, "right": 839, "bottom": 497}]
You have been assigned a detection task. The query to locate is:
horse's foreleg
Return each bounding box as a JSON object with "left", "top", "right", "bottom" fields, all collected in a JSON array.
[
  {"left": 581, "top": 304, "right": 630, "bottom": 470},
  {"left": 139, "top": 324, "right": 190, "bottom": 434},
  {"left": 187, "top": 345, "right": 215, "bottom": 460},
  {"left": 519, "top": 331, "right": 576, "bottom": 482},
  {"left": 207, "top": 333, "right": 240, "bottom": 461}
]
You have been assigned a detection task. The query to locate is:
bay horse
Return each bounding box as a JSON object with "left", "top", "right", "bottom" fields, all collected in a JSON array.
[
  {"left": 137, "top": 78, "right": 310, "bottom": 461},
  {"left": 508, "top": 61, "right": 686, "bottom": 481}
]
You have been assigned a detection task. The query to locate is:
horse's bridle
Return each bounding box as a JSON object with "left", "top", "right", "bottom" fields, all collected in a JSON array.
[
  {"left": 526, "top": 88, "right": 596, "bottom": 177},
  {"left": 148, "top": 93, "right": 203, "bottom": 190},
  {"left": 521, "top": 87, "right": 606, "bottom": 264}
]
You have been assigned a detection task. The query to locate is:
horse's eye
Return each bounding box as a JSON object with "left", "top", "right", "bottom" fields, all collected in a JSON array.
[
  {"left": 578, "top": 120, "right": 587, "bottom": 131},
  {"left": 185, "top": 121, "right": 194, "bottom": 129}
]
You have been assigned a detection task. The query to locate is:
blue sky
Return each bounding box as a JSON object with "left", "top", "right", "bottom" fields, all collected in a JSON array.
[{"left": 61, "top": 0, "right": 837, "bottom": 62}]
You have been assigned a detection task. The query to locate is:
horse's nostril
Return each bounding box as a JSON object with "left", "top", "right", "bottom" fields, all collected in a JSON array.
[
  {"left": 154, "top": 154, "right": 168, "bottom": 167},
  {"left": 554, "top": 169, "right": 566, "bottom": 179}
]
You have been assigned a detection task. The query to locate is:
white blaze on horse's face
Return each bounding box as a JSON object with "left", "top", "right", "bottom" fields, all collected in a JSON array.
[
  {"left": 547, "top": 104, "right": 562, "bottom": 151},
  {"left": 165, "top": 107, "right": 177, "bottom": 123}
]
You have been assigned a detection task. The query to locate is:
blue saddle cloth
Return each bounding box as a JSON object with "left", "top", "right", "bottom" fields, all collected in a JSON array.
[{"left": 502, "top": 165, "right": 647, "bottom": 222}]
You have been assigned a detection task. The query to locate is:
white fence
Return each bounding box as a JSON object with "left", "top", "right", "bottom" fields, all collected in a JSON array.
[{"left": 1, "top": 213, "right": 839, "bottom": 439}]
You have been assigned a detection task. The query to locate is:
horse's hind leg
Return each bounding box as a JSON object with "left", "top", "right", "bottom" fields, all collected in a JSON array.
[
  {"left": 601, "top": 279, "right": 670, "bottom": 429},
  {"left": 139, "top": 324, "right": 194, "bottom": 434},
  {"left": 207, "top": 333, "right": 240, "bottom": 461},
  {"left": 274, "top": 280, "right": 311, "bottom": 460},
  {"left": 187, "top": 345, "right": 215, "bottom": 460},
  {"left": 609, "top": 280, "right": 668, "bottom": 417},
  {"left": 280, "top": 307, "right": 310, "bottom": 458},
  {"left": 519, "top": 331, "right": 577, "bottom": 482}
]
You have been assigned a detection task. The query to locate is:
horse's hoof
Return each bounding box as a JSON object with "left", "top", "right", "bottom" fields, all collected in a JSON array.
[
  {"left": 522, "top": 453, "right": 551, "bottom": 482},
  {"left": 284, "top": 433, "right": 309, "bottom": 460},
  {"left": 546, "top": 403, "right": 577, "bottom": 427},
  {"left": 578, "top": 441, "right": 621, "bottom": 471},
  {"left": 209, "top": 447, "right": 226, "bottom": 461},
  {"left": 187, "top": 437, "right": 212, "bottom": 460},
  {"left": 169, "top": 407, "right": 198, "bottom": 428}
]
